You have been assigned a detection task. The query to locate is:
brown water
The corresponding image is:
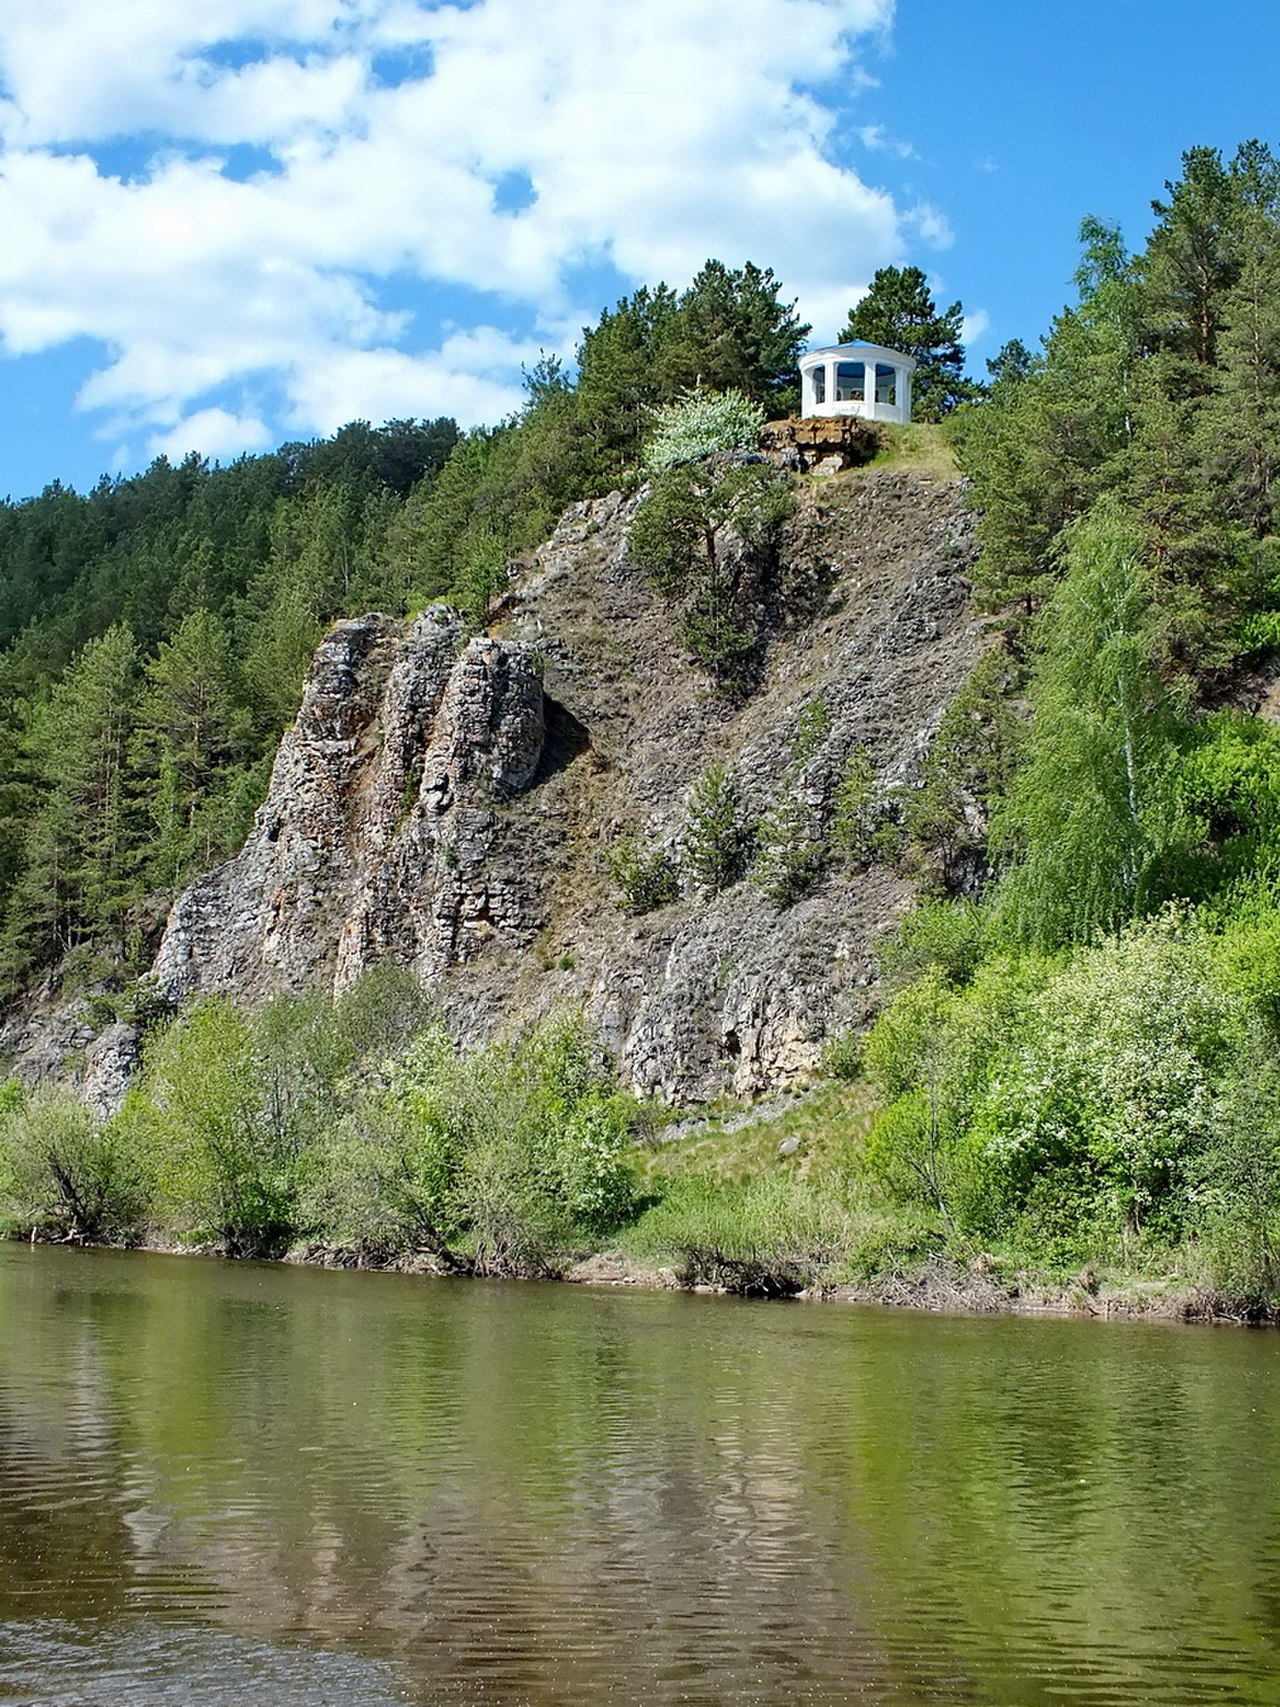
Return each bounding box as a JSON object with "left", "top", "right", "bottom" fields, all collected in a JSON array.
[{"left": 2, "top": 1244, "right": 1279, "bottom": 1705}]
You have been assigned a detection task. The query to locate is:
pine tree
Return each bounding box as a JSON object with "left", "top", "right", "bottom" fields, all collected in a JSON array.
[
  {"left": 1200, "top": 148, "right": 1280, "bottom": 539},
  {"left": 2, "top": 625, "right": 141, "bottom": 980},
  {"left": 1140, "top": 146, "right": 1240, "bottom": 375},
  {"left": 958, "top": 222, "right": 1137, "bottom": 617},
  {"left": 659, "top": 260, "right": 810, "bottom": 414},
  {"left": 575, "top": 284, "right": 680, "bottom": 473},
  {"left": 135, "top": 608, "right": 252, "bottom": 890},
  {"left": 681, "top": 765, "right": 748, "bottom": 892},
  {"left": 752, "top": 788, "right": 824, "bottom": 905},
  {"left": 840, "top": 265, "right": 970, "bottom": 419},
  {"left": 627, "top": 457, "right": 793, "bottom": 688}
]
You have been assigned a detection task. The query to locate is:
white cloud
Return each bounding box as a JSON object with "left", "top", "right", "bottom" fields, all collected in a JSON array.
[
  {"left": 0, "top": 0, "right": 944, "bottom": 462},
  {"left": 961, "top": 309, "right": 991, "bottom": 352},
  {"left": 905, "top": 202, "right": 953, "bottom": 249},
  {"left": 856, "top": 121, "right": 915, "bottom": 159},
  {"left": 286, "top": 337, "right": 535, "bottom": 434},
  {"left": 797, "top": 282, "right": 865, "bottom": 345},
  {"left": 149, "top": 406, "right": 273, "bottom": 461}
]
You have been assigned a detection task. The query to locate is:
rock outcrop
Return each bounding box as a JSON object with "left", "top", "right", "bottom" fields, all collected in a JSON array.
[
  {"left": 151, "top": 607, "right": 549, "bottom": 1005},
  {"left": 4, "top": 464, "right": 988, "bottom": 1107}
]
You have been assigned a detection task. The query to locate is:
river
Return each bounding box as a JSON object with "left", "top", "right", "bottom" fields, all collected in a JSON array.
[{"left": 1, "top": 1243, "right": 1278, "bottom": 1705}]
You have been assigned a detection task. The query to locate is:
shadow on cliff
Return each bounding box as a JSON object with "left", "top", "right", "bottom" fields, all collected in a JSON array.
[{"left": 535, "top": 694, "right": 594, "bottom": 784}]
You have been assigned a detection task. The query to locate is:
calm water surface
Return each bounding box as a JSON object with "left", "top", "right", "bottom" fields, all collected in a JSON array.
[{"left": 2, "top": 1245, "right": 1279, "bottom": 1705}]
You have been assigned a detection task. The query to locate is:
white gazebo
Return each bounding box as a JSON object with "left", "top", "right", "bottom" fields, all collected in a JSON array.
[{"left": 799, "top": 342, "right": 915, "bottom": 424}]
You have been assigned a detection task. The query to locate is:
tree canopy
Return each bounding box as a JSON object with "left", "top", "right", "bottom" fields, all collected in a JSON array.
[{"left": 839, "top": 265, "right": 971, "bottom": 419}]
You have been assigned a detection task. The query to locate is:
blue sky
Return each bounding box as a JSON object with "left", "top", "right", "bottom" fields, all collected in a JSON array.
[{"left": 0, "top": 0, "right": 1277, "bottom": 503}]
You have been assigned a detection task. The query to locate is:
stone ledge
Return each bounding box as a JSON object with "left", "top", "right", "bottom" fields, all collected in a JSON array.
[{"left": 760, "top": 416, "right": 881, "bottom": 473}]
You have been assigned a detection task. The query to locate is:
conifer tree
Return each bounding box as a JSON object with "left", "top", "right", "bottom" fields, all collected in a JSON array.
[
  {"left": 752, "top": 788, "right": 824, "bottom": 905},
  {"left": 2, "top": 625, "right": 141, "bottom": 980},
  {"left": 575, "top": 284, "right": 680, "bottom": 472},
  {"left": 958, "top": 222, "right": 1137, "bottom": 616},
  {"left": 1140, "top": 146, "right": 1240, "bottom": 375},
  {"left": 659, "top": 260, "right": 810, "bottom": 414},
  {"left": 1200, "top": 147, "right": 1280, "bottom": 539},
  {"left": 135, "top": 608, "right": 251, "bottom": 889},
  {"left": 681, "top": 765, "right": 748, "bottom": 892},
  {"left": 840, "top": 265, "right": 969, "bottom": 419}
]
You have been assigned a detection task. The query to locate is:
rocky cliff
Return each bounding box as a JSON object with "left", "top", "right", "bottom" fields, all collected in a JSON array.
[
  {"left": 5, "top": 463, "right": 986, "bottom": 1107},
  {"left": 149, "top": 461, "right": 984, "bottom": 1101}
]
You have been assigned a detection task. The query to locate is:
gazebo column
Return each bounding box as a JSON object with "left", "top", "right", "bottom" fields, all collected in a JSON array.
[{"left": 826, "top": 358, "right": 837, "bottom": 414}]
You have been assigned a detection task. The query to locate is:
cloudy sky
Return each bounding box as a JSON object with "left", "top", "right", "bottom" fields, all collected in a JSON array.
[{"left": 1, "top": 0, "right": 1278, "bottom": 499}]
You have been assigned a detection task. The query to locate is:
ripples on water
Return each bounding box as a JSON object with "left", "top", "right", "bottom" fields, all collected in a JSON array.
[
  {"left": 1, "top": 1245, "right": 1279, "bottom": 1705},
  {"left": 0, "top": 1621, "right": 405, "bottom": 1706}
]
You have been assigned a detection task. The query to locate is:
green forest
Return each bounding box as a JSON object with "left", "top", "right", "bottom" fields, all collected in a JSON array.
[
  {"left": 6, "top": 144, "right": 1280, "bottom": 1315},
  {"left": 0, "top": 259, "right": 809, "bottom": 994}
]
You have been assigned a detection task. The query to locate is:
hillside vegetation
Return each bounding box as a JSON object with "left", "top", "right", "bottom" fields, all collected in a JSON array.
[
  {"left": 6, "top": 143, "right": 1280, "bottom": 1316},
  {"left": 0, "top": 260, "right": 809, "bottom": 996}
]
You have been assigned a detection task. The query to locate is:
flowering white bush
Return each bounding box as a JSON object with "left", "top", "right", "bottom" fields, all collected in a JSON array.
[{"left": 642, "top": 388, "right": 766, "bottom": 472}]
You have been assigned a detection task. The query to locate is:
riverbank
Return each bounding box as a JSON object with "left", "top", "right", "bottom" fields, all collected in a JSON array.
[
  {"left": 12, "top": 1227, "right": 1267, "bottom": 1329},
  {"left": 3, "top": 1009, "right": 1277, "bottom": 1326},
  {"left": 575, "top": 1250, "right": 1278, "bottom": 1325}
]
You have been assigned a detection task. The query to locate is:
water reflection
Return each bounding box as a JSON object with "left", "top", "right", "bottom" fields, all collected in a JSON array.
[{"left": 1, "top": 1245, "right": 1279, "bottom": 1704}]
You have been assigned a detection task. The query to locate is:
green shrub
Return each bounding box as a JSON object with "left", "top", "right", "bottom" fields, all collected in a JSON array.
[
  {"left": 0, "top": 1088, "right": 153, "bottom": 1243},
  {"left": 1189, "top": 1056, "right": 1280, "bottom": 1301},
  {"left": 977, "top": 917, "right": 1244, "bottom": 1241},
  {"left": 306, "top": 1012, "right": 638, "bottom": 1274},
  {"left": 332, "top": 962, "right": 434, "bottom": 1066},
  {"left": 303, "top": 1026, "right": 466, "bottom": 1264},
  {"left": 627, "top": 457, "right": 795, "bottom": 686},
  {"left": 861, "top": 953, "right": 1051, "bottom": 1230},
  {"left": 821, "top": 1030, "right": 863, "bottom": 1082},
  {"left": 135, "top": 995, "right": 324, "bottom": 1256},
  {"left": 865, "top": 912, "right": 1255, "bottom": 1252},
  {"left": 605, "top": 835, "right": 680, "bottom": 913},
  {"left": 790, "top": 697, "right": 831, "bottom": 764},
  {"left": 877, "top": 896, "right": 993, "bottom": 989}
]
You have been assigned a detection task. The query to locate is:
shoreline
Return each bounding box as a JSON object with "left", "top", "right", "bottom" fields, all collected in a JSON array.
[
  {"left": 9, "top": 1232, "right": 1274, "bottom": 1329},
  {"left": 562, "top": 1249, "right": 1278, "bottom": 1327}
]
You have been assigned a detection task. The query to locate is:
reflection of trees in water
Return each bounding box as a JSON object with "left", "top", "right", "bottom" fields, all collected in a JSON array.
[
  {"left": 4, "top": 1248, "right": 1280, "bottom": 1704},
  {"left": 0, "top": 1413, "right": 136, "bottom": 1618}
]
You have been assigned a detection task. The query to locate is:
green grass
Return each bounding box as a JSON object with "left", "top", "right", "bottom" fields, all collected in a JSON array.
[
  {"left": 630, "top": 1079, "right": 875, "bottom": 1185},
  {"left": 613, "top": 1072, "right": 1263, "bottom": 1314},
  {"left": 616, "top": 1080, "right": 915, "bottom": 1294},
  {"left": 869, "top": 422, "right": 959, "bottom": 477}
]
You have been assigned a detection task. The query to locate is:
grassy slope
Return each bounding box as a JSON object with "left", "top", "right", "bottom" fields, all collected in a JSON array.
[
  {"left": 601, "top": 1072, "right": 1251, "bottom": 1322},
  {"left": 869, "top": 422, "right": 961, "bottom": 478}
]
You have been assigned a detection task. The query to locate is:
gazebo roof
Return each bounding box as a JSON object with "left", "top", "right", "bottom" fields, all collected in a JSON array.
[{"left": 800, "top": 341, "right": 917, "bottom": 370}]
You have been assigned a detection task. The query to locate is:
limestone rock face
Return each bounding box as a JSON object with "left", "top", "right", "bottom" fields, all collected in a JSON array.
[
  {"left": 12, "top": 464, "right": 987, "bottom": 1111},
  {"left": 150, "top": 607, "right": 548, "bottom": 1006}
]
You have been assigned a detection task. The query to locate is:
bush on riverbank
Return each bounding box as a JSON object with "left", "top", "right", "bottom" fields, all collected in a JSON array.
[
  {"left": 305, "top": 1010, "right": 638, "bottom": 1274},
  {"left": 3, "top": 925, "right": 1280, "bottom": 1310},
  {"left": 851, "top": 905, "right": 1280, "bottom": 1305},
  {"left": 0, "top": 1084, "right": 153, "bottom": 1244},
  {"left": 0, "top": 982, "right": 641, "bottom": 1273}
]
